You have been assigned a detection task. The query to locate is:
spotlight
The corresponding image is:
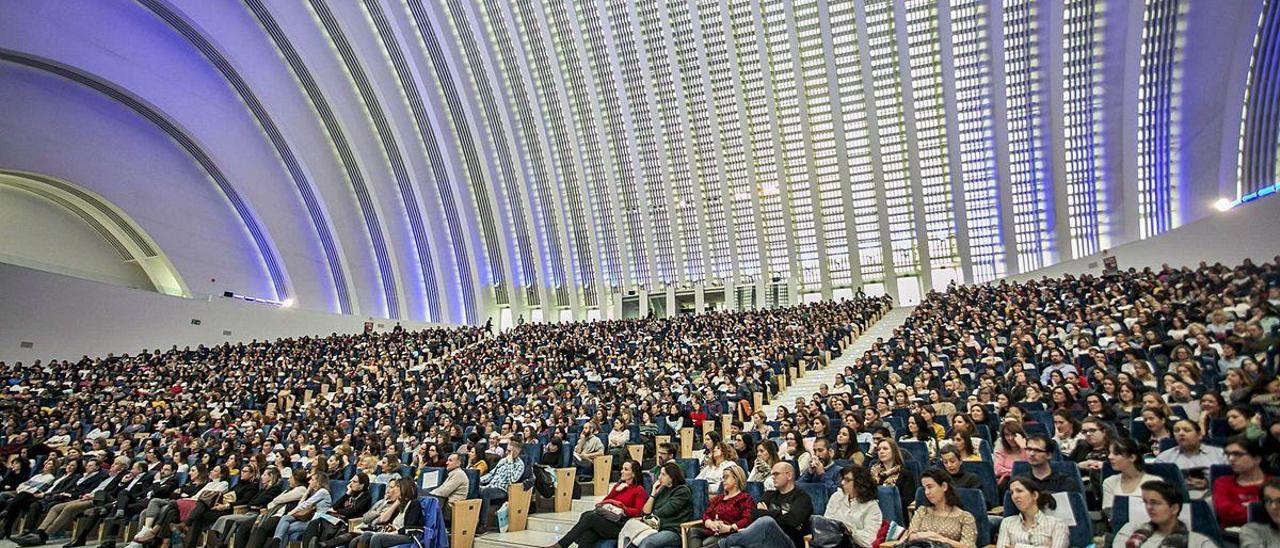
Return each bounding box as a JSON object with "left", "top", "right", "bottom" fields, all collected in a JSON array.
[
  {"left": 281, "top": 298, "right": 295, "bottom": 308},
  {"left": 1213, "top": 198, "right": 1234, "bottom": 212}
]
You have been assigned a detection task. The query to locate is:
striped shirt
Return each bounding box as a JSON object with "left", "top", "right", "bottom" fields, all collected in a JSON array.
[{"left": 996, "top": 511, "right": 1069, "bottom": 548}]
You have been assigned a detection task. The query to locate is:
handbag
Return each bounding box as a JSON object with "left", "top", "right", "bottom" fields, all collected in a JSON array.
[
  {"left": 594, "top": 504, "right": 626, "bottom": 523},
  {"left": 617, "top": 518, "right": 659, "bottom": 547},
  {"left": 809, "top": 515, "right": 852, "bottom": 548}
]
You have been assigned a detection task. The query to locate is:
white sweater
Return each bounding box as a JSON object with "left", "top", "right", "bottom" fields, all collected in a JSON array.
[{"left": 825, "top": 493, "right": 883, "bottom": 548}]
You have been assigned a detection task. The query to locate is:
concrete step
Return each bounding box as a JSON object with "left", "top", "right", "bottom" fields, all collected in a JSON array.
[
  {"left": 526, "top": 511, "right": 581, "bottom": 534},
  {"left": 474, "top": 529, "right": 562, "bottom": 548}
]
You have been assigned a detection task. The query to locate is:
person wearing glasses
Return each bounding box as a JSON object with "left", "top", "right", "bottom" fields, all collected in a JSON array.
[
  {"left": 1111, "top": 481, "right": 1216, "bottom": 548},
  {"left": 1023, "top": 436, "right": 1078, "bottom": 494},
  {"left": 717, "top": 462, "right": 812, "bottom": 548},
  {"left": 1240, "top": 477, "right": 1280, "bottom": 547},
  {"left": 819, "top": 465, "right": 882, "bottom": 548},
  {"left": 1213, "top": 436, "right": 1271, "bottom": 528}
]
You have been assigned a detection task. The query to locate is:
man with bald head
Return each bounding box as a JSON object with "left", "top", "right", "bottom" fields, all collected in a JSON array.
[{"left": 719, "top": 462, "right": 813, "bottom": 548}]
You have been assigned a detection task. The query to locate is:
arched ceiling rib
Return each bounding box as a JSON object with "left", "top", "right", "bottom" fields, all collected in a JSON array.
[{"left": 0, "top": 0, "right": 1266, "bottom": 321}]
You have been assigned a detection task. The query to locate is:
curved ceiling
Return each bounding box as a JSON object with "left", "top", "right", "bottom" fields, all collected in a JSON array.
[{"left": 0, "top": 0, "right": 1269, "bottom": 324}]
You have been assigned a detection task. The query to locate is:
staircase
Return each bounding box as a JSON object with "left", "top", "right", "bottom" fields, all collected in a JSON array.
[
  {"left": 474, "top": 496, "right": 603, "bottom": 547},
  {"left": 761, "top": 306, "right": 914, "bottom": 418}
]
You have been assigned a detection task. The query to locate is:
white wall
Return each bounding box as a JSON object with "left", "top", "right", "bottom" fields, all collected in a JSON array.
[
  {"left": 0, "top": 262, "right": 438, "bottom": 362},
  {"left": 1001, "top": 196, "right": 1280, "bottom": 284},
  {"left": 0, "top": 185, "right": 154, "bottom": 290}
]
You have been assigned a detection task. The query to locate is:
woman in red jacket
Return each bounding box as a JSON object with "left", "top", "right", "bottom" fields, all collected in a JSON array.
[
  {"left": 684, "top": 464, "right": 755, "bottom": 548},
  {"left": 1214, "top": 436, "right": 1271, "bottom": 528},
  {"left": 546, "top": 460, "right": 648, "bottom": 548}
]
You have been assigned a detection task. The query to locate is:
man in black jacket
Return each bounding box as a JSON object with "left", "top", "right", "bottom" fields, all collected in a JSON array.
[
  {"left": 720, "top": 462, "right": 813, "bottom": 548},
  {"left": 64, "top": 461, "right": 154, "bottom": 548},
  {"left": 16, "top": 456, "right": 127, "bottom": 546}
]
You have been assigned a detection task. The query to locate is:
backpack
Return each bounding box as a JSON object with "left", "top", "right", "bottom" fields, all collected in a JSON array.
[{"left": 532, "top": 464, "right": 556, "bottom": 498}]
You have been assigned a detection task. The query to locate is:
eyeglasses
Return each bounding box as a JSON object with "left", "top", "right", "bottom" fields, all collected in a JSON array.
[
  {"left": 1081, "top": 428, "right": 1099, "bottom": 434},
  {"left": 1265, "top": 498, "right": 1280, "bottom": 508},
  {"left": 1024, "top": 447, "right": 1049, "bottom": 454},
  {"left": 1225, "top": 451, "right": 1250, "bottom": 459}
]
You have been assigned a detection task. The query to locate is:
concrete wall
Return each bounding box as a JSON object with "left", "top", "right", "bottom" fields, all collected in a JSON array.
[
  {"left": 0, "top": 185, "right": 154, "bottom": 290},
  {"left": 1001, "top": 196, "right": 1280, "bottom": 284},
  {"left": 0, "top": 262, "right": 438, "bottom": 363}
]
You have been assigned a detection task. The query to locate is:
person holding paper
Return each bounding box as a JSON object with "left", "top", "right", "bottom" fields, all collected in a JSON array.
[
  {"left": 997, "top": 476, "right": 1068, "bottom": 548},
  {"left": 1111, "top": 481, "right": 1216, "bottom": 548}
]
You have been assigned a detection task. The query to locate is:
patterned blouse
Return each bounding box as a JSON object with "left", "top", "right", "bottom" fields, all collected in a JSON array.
[
  {"left": 905, "top": 505, "right": 978, "bottom": 547},
  {"left": 996, "top": 511, "right": 1069, "bottom": 548}
]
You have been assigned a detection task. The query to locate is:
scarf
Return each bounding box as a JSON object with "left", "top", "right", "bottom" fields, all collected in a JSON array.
[{"left": 1125, "top": 519, "right": 1190, "bottom": 548}]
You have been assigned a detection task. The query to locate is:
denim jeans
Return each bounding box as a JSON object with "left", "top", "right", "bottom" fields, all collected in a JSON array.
[
  {"left": 636, "top": 529, "right": 682, "bottom": 548},
  {"left": 717, "top": 516, "right": 795, "bottom": 548}
]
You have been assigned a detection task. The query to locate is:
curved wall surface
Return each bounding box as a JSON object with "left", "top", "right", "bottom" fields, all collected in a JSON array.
[{"left": 0, "top": 0, "right": 1272, "bottom": 324}]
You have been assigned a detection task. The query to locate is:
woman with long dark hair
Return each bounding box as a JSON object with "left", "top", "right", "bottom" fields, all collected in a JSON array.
[
  {"left": 899, "top": 468, "right": 977, "bottom": 548},
  {"left": 818, "top": 465, "right": 883, "bottom": 548},
  {"left": 997, "top": 476, "right": 1068, "bottom": 548},
  {"left": 547, "top": 460, "right": 648, "bottom": 548}
]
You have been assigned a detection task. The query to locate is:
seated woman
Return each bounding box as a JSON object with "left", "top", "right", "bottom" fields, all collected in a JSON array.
[
  {"left": 136, "top": 464, "right": 231, "bottom": 547},
  {"left": 685, "top": 464, "right": 754, "bottom": 548},
  {"left": 299, "top": 472, "right": 372, "bottom": 548},
  {"left": 997, "top": 476, "right": 1068, "bottom": 548},
  {"left": 695, "top": 442, "right": 737, "bottom": 493},
  {"left": 833, "top": 426, "right": 865, "bottom": 465},
  {"left": 1240, "top": 477, "right": 1280, "bottom": 547},
  {"left": 1112, "top": 480, "right": 1216, "bottom": 548},
  {"left": 1137, "top": 407, "right": 1173, "bottom": 456},
  {"left": 546, "top": 460, "right": 648, "bottom": 548},
  {"left": 870, "top": 439, "right": 916, "bottom": 524},
  {"left": 622, "top": 462, "right": 693, "bottom": 548},
  {"left": 819, "top": 465, "right": 883, "bottom": 548},
  {"left": 346, "top": 477, "right": 422, "bottom": 548},
  {"left": 994, "top": 420, "right": 1027, "bottom": 488},
  {"left": 747, "top": 441, "right": 781, "bottom": 491},
  {"left": 1213, "top": 436, "right": 1271, "bottom": 528},
  {"left": 207, "top": 467, "right": 285, "bottom": 548},
  {"left": 608, "top": 418, "right": 633, "bottom": 471},
  {"left": 894, "top": 468, "right": 976, "bottom": 548},
  {"left": 1052, "top": 410, "right": 1083, "bottom": 456},
  {"left": 899, "top": 415, "right": 940, "bottom": 461},
  {"left": 260, "top": 472, "right": 331, "bottom": 548},
  {"left": 1101, "top": 438, "right": 1160, "bottom": 516},
  {"left": 949, "top": 433, "right": 982, "bottom": 463},
  {"left": 782, "top": 432, "right": 813, "bottom": 475}
]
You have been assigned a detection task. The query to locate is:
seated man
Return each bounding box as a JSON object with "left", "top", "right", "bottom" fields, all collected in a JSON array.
[
  {"left": 371, "top": 455, "right": 403, "bottom": 485},
  {"left": 1153, "top": 419, "right": 1224, "bottom": 498},
  {"left": 720, "top": 462, "right": 813, "bottom": 548},
  {"left": 64, "top": 461, "right": 154, "bottom": 548},
  {"left": 428, "top": 452, "right": 470, "bottom": 519},
  {"left": 15, "top": 456, "right": 128, "bottom": 547},
  {"left": 649, "top": 442, "right": 676, "bottom": 479},
  {"left": 477, "top": 438, "right": 525, "bottom": 535},
  {"left": 798, "top": 438, "right": 842, "bottom": 490},
  {"left": 572, "top": 422, "right": 605, "bottom": 480},
  {"left": 1024, "top": 436, "right": 1079, "bottom": 494}
]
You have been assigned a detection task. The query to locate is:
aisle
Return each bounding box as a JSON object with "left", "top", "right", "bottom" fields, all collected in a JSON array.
[
  {"left": 761, "top": 306, "right": 915, "bottom": 417},
  {"left": 473, "top": 306, "right": 917, "bottom": 548}
]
